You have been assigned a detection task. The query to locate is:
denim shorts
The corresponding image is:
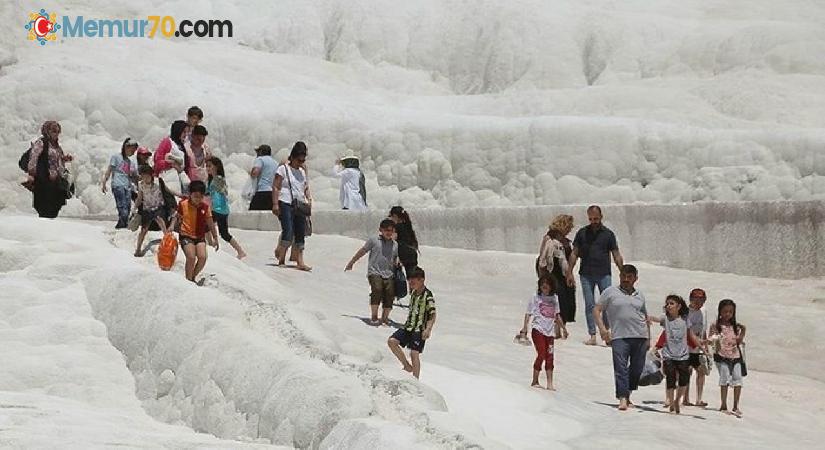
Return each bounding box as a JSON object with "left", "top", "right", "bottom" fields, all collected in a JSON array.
[{"left": 716, "top": 361, "right": 743, "bottom": 386}]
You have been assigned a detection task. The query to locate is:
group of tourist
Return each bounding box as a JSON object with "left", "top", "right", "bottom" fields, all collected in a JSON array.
[
  {"left": 525, "top": 205, "right": 747, "bottom": 416},
  {"left": 21, "top": 117, "right": 745, "bottom": 413}
]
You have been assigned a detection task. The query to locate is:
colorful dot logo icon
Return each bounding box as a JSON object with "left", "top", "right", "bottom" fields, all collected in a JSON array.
[{"left": 25, "top": 9, "right": 61, "bottom": 46}]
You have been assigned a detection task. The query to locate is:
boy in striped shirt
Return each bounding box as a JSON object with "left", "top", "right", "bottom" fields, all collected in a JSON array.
[{"left": 388, "top": 267, "right": 437, "bottom": 379}]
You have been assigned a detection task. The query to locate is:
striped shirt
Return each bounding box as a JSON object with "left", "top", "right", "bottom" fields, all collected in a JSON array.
[
  {"left": 177, "top": 198, "right": 211, "bottom": 238},
  {"left": 404, "top": 287, "right": 436, "bottom": 333}
]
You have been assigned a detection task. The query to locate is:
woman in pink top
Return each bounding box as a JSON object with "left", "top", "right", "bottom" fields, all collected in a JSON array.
[
  {"left": 153, "top": 120, "right": 189, "bottom": 197},
  {"left": 709, "top": 299, "right": 747, "bottom": 417}
]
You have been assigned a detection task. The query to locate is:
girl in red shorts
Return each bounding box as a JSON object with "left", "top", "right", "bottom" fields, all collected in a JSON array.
[{"left": 519, "top": 275, "right": 567, "bottom": 390}]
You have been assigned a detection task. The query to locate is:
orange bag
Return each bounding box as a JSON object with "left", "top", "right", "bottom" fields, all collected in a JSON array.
[{"left": 157, "top": 233, "right": 179, "bottom": 271}]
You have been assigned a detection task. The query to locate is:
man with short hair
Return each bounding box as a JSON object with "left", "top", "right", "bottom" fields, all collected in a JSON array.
[
  {"left": 593, "top": 264, "right": 649, "bottom": 411},
  {"left": 388, "top": 267, "right": 436, "bottom": 379},
  {"left": 183, "top": 106, "right": 204, "bottom": 144},
  {"left": 345, "top": 219, "right": 400, "bottom": 326},
  {"left": 566, "top": 205, "right": 624, "bottom": 345},
  {"left": 185, "top": 125, "right": 211, "bottom": 183}
]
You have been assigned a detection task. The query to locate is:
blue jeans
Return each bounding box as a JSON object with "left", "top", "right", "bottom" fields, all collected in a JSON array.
[
  {"left": 112, "top": 186, "right": 132, "bottom": 228},
  {"left": 611, "top": 337, "right": 648, "bottom": 399},
  {"left": 581, "top": 274, "right": 612, "bottom": 336},
  {"left": 278, "top": 201, "right": 306, "bottom": 250}
]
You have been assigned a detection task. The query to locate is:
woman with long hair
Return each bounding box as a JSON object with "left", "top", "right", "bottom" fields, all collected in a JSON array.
[
  {"left": 206, "top": 157, "right": 246, "bottom": 259},
  {"left": 389, "top": 206, "right": 419, "bottom": 276}
]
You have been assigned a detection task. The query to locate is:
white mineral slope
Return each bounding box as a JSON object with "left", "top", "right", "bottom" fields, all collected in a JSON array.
[
  {"left": 1, "top": 0, "right": 825, "bottom": 215},
  {"left": 0, "top": 214, "right": 499, "bottom": 449},
  {"left": 236, "top": 228, "right": 825, "bottom": 449},
  {"left": 2, "top": 214, "right": 824, "bottom": 448},
  {"left": 0, "top": 221, "right": 283, "bottom": 448}
]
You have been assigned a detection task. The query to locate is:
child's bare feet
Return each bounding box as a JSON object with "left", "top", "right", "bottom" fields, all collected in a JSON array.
[
  {"left": 732, "top": 409, "right": 743, "bottom": 418},
  {"left": 720, "top": 406, "right": 730, "bottom": 415},
  {"left": 546, "top": 386, "right": 556, "bottom": 391},
  {"left": 237, "top": 251, "right": 247, "bottom": 260},
  {"left": 402, "top": 364, "right": 413, "bottom": 373},
  {"left": 297, "top": 264, "right": 312, "bottom": 272},
  {"left": 531, "top": 382, "right": 542, "bottom": 388}
]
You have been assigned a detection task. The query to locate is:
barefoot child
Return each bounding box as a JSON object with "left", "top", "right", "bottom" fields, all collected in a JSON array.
[
  {"left": 709, "top": 299, "right": 747, "bottom": 417},
  {"left": 169, "top": 180, "right": 219, "bottom": 283},
  {"left": 206, "top": 157, "right": 246, "bottom": 259},
  {"left": 684, "top": 288, "right": 709, "bottom": 407},
  {"left": 519, "top": 275, "right": 567, "bottom": 390},
  {"left": 387, "top": 267, "right": 436, "bottom": 379},
  {"left": 650, "top": 294, "right": 705, "bottom": 414},
  {"left": 345, "top": 219, "right": 399, "bottom": 326},
  {"left": 134, "top": 165, "right": 169, "bottom": 256}
]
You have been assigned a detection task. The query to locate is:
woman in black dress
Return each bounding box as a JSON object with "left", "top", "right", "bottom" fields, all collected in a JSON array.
[{"left": 389, "top": 206, "right": 419, "bottom": 276}]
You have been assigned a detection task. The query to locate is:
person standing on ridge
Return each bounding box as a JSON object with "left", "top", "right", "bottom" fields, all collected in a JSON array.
[
  {"left": 24, "top": 121, "right": 74, "bottom": 218},
  {"left": 332, "top": 151, "right": 367, "bottom": 211}
]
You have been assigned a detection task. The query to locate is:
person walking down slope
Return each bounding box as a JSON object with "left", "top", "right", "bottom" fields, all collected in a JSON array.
[
  {"left": 566, "top": 205, "right": 624, "bottom": 346},
  {"left": 206, "top": 157, "right": 247, "bottom": 259},
  {"left": 153, "top": 120, "right": 189, "bottom": 198},
  {"left": 272, "top": 141, "right": 312, "bottom": 271},
  {"left": 387, "top": 267, "right": 437, "bottom": 380},
  {"left": 101, "top": 137, "right": 139, "bottom": 229},
  {"left": 389, "top": 206, "right": 419, "bottom": 277},
  {"left": 593, "top": 264, "right": 649, "bottom": 412}
]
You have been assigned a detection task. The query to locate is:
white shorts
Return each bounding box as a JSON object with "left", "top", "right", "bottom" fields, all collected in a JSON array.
[{"left": 716, "top": 361, "right": 743, "bottom": 387}]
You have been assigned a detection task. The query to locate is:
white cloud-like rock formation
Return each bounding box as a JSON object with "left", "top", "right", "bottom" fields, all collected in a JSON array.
[{"left": 0, "top": 0, "right": 823, "bottom": 216}]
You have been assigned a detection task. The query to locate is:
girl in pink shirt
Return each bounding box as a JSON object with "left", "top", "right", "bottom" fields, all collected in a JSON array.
[{"left": 709, "top": 299, "right": 747, "bottom": 417}]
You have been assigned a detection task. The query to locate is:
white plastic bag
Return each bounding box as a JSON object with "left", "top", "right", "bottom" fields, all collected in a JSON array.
[
  {"left": 178, "top": 171, "right": 191, "bottom": 194},
  {"left": 241, "top": 177, "right": 257, "bottom": 201},
  {"left": 127, "top": 211, "right": 141, "bottom": 232}
]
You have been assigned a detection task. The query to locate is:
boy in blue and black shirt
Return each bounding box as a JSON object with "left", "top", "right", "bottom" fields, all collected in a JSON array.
[{"left": 388, "top": 267, "right": 437, "bottom": 379}]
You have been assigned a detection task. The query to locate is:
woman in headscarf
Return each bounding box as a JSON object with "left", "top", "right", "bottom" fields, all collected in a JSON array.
[
  {"left": 153, "top": 120, "right": 189, "bottom": 197},
  {"left": 332, "top": 151, "right": 367, "bottom": 211},
  {"left": 26, "top": 121, "right": 73, "bottom": 218}
]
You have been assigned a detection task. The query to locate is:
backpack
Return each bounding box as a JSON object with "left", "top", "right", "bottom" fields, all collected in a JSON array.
[{"left": 19, "top": 139, "right": 50, "bottom": 178}]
